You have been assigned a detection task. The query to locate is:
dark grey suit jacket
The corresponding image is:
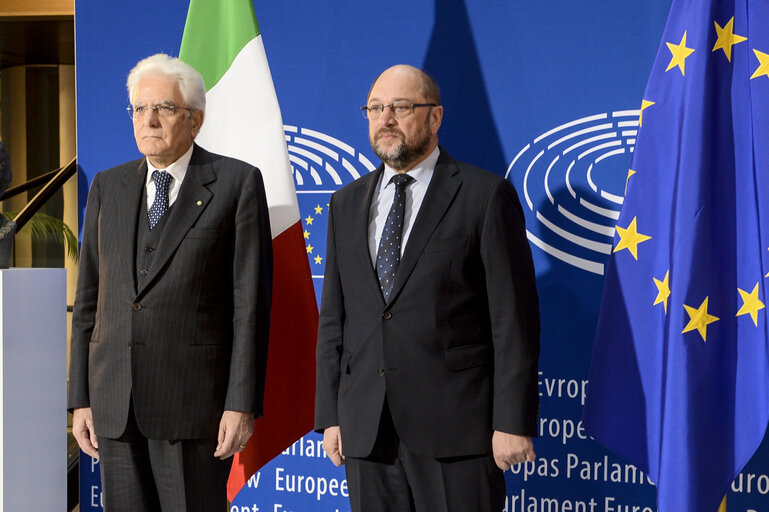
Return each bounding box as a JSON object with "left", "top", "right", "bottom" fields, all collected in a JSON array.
[
  {"left": 315, "top": 149, "right": 540, "bottom": 459},
  {"left": 68, "top": 144, "right": 272, "bottom": 440}
]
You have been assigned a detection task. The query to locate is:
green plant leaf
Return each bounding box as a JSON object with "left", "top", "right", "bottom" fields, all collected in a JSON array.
[{"left": 2, "top": 211, "right": 78, "bottom": 261}]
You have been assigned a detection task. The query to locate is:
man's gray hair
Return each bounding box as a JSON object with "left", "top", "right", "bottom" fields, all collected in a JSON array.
[{"left": 126, "top": 54, "right": 206, "bottom": 111}]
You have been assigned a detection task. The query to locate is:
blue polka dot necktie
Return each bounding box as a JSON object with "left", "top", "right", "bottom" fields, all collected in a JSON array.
[
  {"left": 376, "top": 173, "right": 414, "bottom": 301},
  {"left": 148, "top": 170, "right": 172, "bottom": 230}
]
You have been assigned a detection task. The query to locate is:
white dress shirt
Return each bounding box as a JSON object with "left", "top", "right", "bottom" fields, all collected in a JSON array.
[
  {"left": 145, "top": 144, "right": 194, "bottom": 211},
  {"left": 368, "top": 147, "right": 440, "bottom": 266}
]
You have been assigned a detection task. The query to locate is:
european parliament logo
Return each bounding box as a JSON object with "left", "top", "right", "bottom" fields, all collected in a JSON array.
[
  {"left": 286, "top": 125, "right": 375, "bottom": 290},
  {"left": 506, "top": 110, "right": 640, "bottom": 275}
]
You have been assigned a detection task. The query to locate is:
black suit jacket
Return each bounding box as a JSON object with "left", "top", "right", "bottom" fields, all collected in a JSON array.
[
  {"left": 315, "top": 149, "right": 540, "bottom": 459},
  {"left": 68, "top": 144, "right": 273, "bottom": 440}
]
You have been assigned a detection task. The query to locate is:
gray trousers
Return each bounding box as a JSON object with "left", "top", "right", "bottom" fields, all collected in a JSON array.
[{"left": 97, "top": 401, "right": 231, "bottom": 512}]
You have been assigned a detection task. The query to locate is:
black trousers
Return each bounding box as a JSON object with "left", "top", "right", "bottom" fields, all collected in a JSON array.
[
  {"left": 344, "top": 400, "right": 506, "bottom": 512},
  {"left": 97, "top": 401, "right": 231, "bottom": 512}
]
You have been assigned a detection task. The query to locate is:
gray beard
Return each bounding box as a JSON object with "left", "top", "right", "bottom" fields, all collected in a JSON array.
[{"left": 372, "top": 132, "right": 431, "bottom": 171}]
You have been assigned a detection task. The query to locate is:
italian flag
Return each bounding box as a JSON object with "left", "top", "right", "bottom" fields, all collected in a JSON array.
[{"left": 179, "top": 0, "right": 318, "bottom": 502}]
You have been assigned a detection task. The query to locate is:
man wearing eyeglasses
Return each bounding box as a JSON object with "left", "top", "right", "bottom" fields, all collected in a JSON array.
[
  {"left": 315, "top": 64, "right": 540, "bottom": 511},
  {"left": 68, "top": 54, "right": 272, "bottom": 511}
]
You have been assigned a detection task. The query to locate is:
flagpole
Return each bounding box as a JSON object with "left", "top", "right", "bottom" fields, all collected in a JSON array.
[{"left": 717, "top": 496, "right": 726, "bottom": 512}]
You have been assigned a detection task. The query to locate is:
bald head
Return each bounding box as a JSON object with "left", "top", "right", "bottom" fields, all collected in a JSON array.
[{"left": 368, "top": 65, "right": 441, "bottom": 105}]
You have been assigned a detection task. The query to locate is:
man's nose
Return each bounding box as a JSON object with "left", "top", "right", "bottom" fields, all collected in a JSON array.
[
  {"left": 379, "top": 106, "right": 397, "bottom": 125},
  {"left": 143, "top": 109, "right": 161, "bottom": 127}
]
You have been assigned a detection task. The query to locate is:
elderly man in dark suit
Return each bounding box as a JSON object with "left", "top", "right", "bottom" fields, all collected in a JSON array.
[
  {"left": 315, "top": 65, "right": 541, "bottom": 511},
  {"left": 68, "top": 54, "right": 272, "bottom": 511}
]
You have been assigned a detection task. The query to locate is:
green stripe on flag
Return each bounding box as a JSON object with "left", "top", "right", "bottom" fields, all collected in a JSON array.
[{"left": 179, "top": 0, "right": 261, "bottom": 91}]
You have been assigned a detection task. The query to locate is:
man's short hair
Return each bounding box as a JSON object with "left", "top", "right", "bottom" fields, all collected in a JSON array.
[
  {"left": 126, "top": 54, "right": 206, "bottom": 112},
  {"left": 419, "top": 71, "right": 441, "bottom": 105}
]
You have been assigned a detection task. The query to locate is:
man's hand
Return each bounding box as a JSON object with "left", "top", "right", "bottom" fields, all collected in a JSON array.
[
  {"left": 492, "top": 431, "right": 535, "bottom": 471},
  {"left": 214, "top": 410, "right": 254, "bottom": 460},
  {"left": 322, "top": 426, "right": 345, "bottom": 466},
  {"left": 72, "top": 407, "right": 99, "bottom": 459}
]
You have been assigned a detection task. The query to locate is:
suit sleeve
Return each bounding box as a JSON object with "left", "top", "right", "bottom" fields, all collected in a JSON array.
[
  {"left": 314, "top": 193, "right": 345, "bottom": 431},
  {"left": 67, "top": 173, "right": 102, "bottom": 411},
  {"left": 481, "top": 179, "right": 540, "bottom": 436},
  {"left": 224, "top": 167, "right": 273, "bottom": 416}
]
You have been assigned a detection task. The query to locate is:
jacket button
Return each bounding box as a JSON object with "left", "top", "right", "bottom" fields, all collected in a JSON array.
[
  {"left": 132, "top": 303, "right": 142, "bottom": 311},
  {"left": 382, "top": 311, "right": 392, "bottom": 320},
  {"left": 139, "top": 268, "right": 148, "bottom": 276},
  {"left": 378, "top": 369, "right": 385, "bottom": 376}
]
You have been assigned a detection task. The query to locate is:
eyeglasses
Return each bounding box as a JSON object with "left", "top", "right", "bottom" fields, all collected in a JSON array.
[
  {"left": 361, "top": 102, "right": 437, "bottom": 120},
  {"left": 127, "top": 102, "right": 195, "bottom": 120}
]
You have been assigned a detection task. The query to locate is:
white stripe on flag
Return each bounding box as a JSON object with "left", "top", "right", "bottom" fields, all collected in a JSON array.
[{"left": 196, "top": 36, "right": 299, "bottom": 238}]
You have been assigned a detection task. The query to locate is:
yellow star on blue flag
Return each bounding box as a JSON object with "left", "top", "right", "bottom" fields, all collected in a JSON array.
[
  {"left": 665, "top": 31, "right": 695, "bottom": 75},
  {"left": 712, "top": 17, "right": 747, "bottom": 62}
]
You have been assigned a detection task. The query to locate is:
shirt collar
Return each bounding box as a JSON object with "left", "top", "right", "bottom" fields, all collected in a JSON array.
[
  {"left": 145, "top": 144, "right": 194, "bottom": 186},
  {"left": 380, "top": 146, "right": 440, "bottom": 192}
]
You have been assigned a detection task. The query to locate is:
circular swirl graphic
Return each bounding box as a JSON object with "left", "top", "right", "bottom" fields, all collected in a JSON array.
[
  {"left": 506, "top": 110, "right": 639, "bottom": 275},
  {"left": 285, "top": 125, "right": 375, "bottom": 279},
  {"left": 285, "top": 125, "right": 375, "bottom": 189}
]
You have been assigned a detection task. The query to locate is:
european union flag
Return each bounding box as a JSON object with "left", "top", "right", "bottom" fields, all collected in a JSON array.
[{"left": 583, "top": 1, "right": 769, "bottom": 511}]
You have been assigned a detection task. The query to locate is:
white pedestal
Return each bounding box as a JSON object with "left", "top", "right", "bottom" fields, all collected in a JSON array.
[{"left": 0, "top": 268, "right": 66, "bottom": 509}]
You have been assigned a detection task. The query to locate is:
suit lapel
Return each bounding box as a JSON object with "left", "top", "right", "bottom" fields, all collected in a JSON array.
[
  {"left": 136, "top": 145, "right": 214, "bottom": 296},
  {"left": 387, "top": 151, "right": 461, "bottom": 304},
  {"left": 352, "top": 166, "right": 386, "bottom": 306},
  {"left": 118, "top": 160, "right": 147, "bottom": 293}
]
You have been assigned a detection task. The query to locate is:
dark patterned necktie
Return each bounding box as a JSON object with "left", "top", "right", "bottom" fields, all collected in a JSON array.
[
  {"left": 376, "top": 173, "right": 414, "bottom": 301},
  {"left": 148, "top": 170, "right": 172, "bottom": 230}
]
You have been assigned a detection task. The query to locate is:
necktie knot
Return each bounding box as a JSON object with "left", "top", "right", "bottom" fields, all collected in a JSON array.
[
  {"left": 148, "top": 170, "right": 172, "bottom": 229},
  {"left": 390, "top": 173, "right": 413, "bottom": 190},
  {"left": 153, "top": 170, "right": 172, "bottom": 194}
]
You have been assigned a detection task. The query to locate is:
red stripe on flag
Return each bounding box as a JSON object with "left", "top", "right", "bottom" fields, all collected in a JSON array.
[{"left": 227, "top": 220, "right": 318, "bottom": 502}]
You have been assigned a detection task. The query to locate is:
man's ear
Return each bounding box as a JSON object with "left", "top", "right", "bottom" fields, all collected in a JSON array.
[
  {"left": 191, "top": 110, "right": 205, "bottom": 138},
  {"left": 430, "top": 105, "right": 443, "bottom": 135}
]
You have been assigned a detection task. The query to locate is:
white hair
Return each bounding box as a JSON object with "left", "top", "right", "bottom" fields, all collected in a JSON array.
[{"left": 126, "top": 53, "right": 206, "bottom": 111}]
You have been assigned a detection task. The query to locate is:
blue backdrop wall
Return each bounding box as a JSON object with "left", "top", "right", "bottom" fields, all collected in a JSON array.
[{"left": 74, "top": 1, "right": 769, "bottom": 511}]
